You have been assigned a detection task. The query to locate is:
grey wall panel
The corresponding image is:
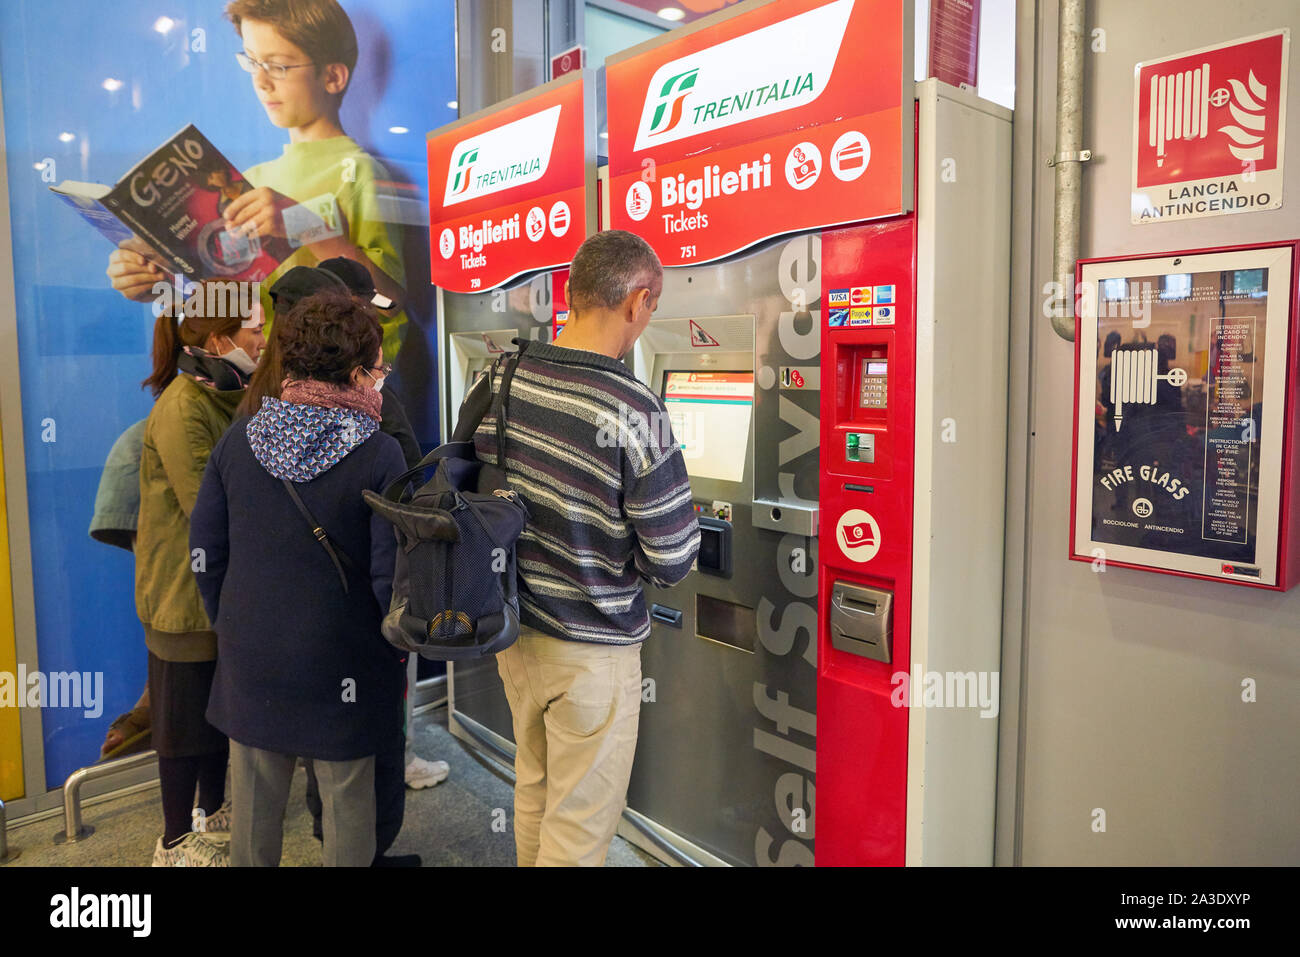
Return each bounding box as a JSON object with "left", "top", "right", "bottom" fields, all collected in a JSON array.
[{"left": 1011, "top": 0, "right": 1300, "bottom": 865}]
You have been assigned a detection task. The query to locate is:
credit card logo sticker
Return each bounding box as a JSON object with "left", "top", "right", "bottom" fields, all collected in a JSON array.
[
  {"left": 828, "top": 288, "right": 850, "bottom": 307},
  {"left": 836, "top": 508, "right": 881, "bottom": 563},
  {"left": 873, "top": 305, "right": 893, "bottom": 324},
  {"left": 850, "top": 286, "right": 872, "bottom": 305},
  {"left": 873, "top": 284, "right": 895, "bottom": 304},
  {"left": 829, "top": 308, "right": 849, "bottom": 327}
]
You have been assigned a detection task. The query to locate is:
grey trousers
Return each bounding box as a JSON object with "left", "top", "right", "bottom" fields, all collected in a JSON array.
[{"left": 228, "top": 739, "right": 376, "bottom": 867}]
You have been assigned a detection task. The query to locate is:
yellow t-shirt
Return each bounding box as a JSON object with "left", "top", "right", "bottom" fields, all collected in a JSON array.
[{"left": 245, "top": 135, "right": 408, "bottom": 359}]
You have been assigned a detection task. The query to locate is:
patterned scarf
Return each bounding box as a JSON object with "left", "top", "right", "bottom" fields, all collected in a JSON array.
[{"left": 247, "top": 394, "right": 380, "bottom": 483}]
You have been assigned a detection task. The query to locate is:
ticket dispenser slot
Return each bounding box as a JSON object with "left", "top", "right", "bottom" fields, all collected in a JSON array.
[{"left": 830, "top": 582, "right": 893, "bottom": 663}]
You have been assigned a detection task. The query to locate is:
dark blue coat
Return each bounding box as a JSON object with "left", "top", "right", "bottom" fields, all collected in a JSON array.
[{"left": 190, "top": 415, "right": 408, "bottom": 761}]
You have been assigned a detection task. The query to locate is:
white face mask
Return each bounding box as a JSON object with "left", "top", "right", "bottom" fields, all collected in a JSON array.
[
  {"left": 219, "top": 336, "right": 258, "bottom": 375},
  {"left": 367, "top": 369, "right": 386, "bottom": 393}
]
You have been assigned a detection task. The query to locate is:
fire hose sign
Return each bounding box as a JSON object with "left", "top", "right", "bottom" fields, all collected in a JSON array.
[
  {"left": 1131, "top": 30, "right": 1289, "bottom": 224},
  {"left": 1071, "top": 244, "right": 1298, "bottom": 588}
]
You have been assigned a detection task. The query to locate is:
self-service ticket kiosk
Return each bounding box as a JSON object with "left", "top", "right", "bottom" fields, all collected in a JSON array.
[
  {"left": 432, "top": 0, "right": 1012, "bottom": 867},
  {"left": 622, "top": 298, "right": 820, "bottom": 866},
  {"left": 438, "top": 274, "right": 557, "bottom": 751}
]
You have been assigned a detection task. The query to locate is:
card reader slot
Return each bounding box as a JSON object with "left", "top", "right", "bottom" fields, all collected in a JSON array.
[{"left": 651, "top": 604, "right": 683, "bottom": 628}]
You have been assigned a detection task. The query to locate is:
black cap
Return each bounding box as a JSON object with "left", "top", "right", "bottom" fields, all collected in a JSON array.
[
  {"left": 267, "top": 265, "right": 349, "bottom": 313},
  {"left": 318, "top": 256, "right": 395, "bottom": 310}
]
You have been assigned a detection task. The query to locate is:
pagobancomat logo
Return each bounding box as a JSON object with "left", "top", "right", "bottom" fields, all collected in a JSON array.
[{"left": 836, "top": 508, "right": 881, "bottom": 563}]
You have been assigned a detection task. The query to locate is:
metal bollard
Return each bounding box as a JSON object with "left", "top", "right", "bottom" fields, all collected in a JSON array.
[
  {"left": 0, "top": 797, "right": 19, "bottom": 864},
  {"left": 53, "top": 750, "right": 157, "bottom": 845}
]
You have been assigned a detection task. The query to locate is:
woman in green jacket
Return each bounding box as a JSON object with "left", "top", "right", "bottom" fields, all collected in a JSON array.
[{"left": 136, "top": 300, "right": 263, "bottom": 867}]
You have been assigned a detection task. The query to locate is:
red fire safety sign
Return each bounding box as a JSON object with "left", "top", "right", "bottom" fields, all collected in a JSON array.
[{"left": 1132, "top": 30, "right": 1289, "bottom": 224}]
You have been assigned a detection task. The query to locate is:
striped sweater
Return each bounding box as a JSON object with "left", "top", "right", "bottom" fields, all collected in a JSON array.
[{"left": 472, "top": 341, "right": 700, "bottom": 645}]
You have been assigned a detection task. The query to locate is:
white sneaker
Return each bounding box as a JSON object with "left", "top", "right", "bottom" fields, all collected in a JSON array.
[
  {"left": 405, "top": 755, "right": 449, "bottom": 789},
  {"left": 194, "top": 801, "right": 231, "bottom": 842},
  {"left": 152, "top": 833, "right": 229, "bottom": 867}
]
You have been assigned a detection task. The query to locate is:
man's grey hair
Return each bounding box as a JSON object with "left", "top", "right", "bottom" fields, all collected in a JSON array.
[{"left": 568, "top": 230, "right": 663, "bottom": 312}]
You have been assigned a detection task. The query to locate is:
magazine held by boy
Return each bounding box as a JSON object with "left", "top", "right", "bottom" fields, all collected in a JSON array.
[{"left": 50, "top": 124, "right": 296, "bottom": 282}]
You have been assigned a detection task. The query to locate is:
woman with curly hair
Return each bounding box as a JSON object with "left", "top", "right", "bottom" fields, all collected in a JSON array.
[{"left": 190, "top": 290, "right": 407, "bottom": 866}]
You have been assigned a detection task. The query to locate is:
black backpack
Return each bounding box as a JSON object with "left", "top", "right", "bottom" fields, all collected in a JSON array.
[{"left": 363, "top": 344, "right": 530, "bottom": 660}]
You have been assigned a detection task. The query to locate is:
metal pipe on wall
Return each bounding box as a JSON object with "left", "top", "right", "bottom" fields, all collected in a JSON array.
[{"left": 1050, "top": 0, "right": 1089, "bottom": 341}]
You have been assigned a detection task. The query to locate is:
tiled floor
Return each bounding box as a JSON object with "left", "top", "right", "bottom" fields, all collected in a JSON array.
[{"left": 3, "top": 703, "right": 659, "bottom": 868}]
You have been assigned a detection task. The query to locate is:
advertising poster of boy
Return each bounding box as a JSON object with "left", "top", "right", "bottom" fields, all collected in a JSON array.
[{"left": 107, "top": 0, "right": 410, "bottom": 362}]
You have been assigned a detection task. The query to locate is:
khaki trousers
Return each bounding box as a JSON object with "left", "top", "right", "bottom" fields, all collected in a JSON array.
[{"left": 496, "top": 627, "right": 642, "bottom": 866}]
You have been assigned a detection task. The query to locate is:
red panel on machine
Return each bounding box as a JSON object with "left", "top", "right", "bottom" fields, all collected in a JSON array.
[{"left": 817, "top": 214, "right": 917, "bottom": 866}]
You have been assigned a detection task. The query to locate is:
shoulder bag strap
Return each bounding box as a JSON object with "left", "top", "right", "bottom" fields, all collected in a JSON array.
[{"left": 281, "top": 478, "right": 356, "bottom": 593}]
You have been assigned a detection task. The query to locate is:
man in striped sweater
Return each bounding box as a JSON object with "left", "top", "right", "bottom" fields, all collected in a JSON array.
[{"left": 473, "top": 230, "right": 700, "bottom": 866}]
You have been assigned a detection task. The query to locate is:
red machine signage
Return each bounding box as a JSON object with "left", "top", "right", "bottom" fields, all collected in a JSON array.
[
  {"left": 427, "top": 71, "right": 593, "bottom": 292},
  {"left": 1132, "top": 30, "right": 1289, "bottom": 224},
  {"left": 551, "top": 45, "right": 584, "bottom": 79},
  {"left": 606, "top": 0, "right": 912, "bottom": 266}
]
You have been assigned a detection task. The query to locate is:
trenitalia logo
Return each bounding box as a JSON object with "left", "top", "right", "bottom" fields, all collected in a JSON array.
[
  {"left": 631, "top": 0, "right": 853, "bottom": 152},
  {"left": 451, "top": 148, "right": 479, "bottom": 195},
  {"left": 442, "top": 104, "right": 562, "bottom": 207},
  {"left": 649, "top": 69, "right": 700, "bottom": 136}
]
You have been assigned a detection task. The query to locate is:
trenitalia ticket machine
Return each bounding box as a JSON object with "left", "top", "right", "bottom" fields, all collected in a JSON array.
[
  {"left": 434, "top": 0, "right": 1012, "bottom": 865},
  {"left": 442, "top": 84, "right": 1011, "bottom": 868},
  {"left": 611, "top": 80, "right": 1012, "bottom": 867},
  {"left": 438, "top": 275, "right": 557, "bottom": 750},
  {"left": 815, "top": 83, "right": 1011, "bottom": 865},
  {"left": 622, "top": 304, "right": 820, "bottom": 866}
]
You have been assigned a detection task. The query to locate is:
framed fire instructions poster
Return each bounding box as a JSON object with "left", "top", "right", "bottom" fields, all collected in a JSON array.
[{"left": 1071, "top": 242, "right": 1300, "bottom": 589}]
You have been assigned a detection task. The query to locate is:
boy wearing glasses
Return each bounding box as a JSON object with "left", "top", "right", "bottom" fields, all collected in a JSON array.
[{"left": 107, "top": 0, "right": 409, "bottom": 361}]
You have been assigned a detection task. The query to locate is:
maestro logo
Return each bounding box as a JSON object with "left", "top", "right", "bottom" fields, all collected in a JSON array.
[
  {"left": 441, "top": 104, "right": 561, "bottom": 207},
  {"left": 630, "top": 0, "right": 853, "bottom": 152}
]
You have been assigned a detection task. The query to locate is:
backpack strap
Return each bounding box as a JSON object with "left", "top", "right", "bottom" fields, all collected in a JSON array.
[
  {"left": 493, "top": 341, "right": 529, "bottom": 468},
  {"left": 281, "top": 478, "right": 356, "bottom": 593},
  {"left": 450, "top": 370, "right": 494, "bottom": 443}
]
